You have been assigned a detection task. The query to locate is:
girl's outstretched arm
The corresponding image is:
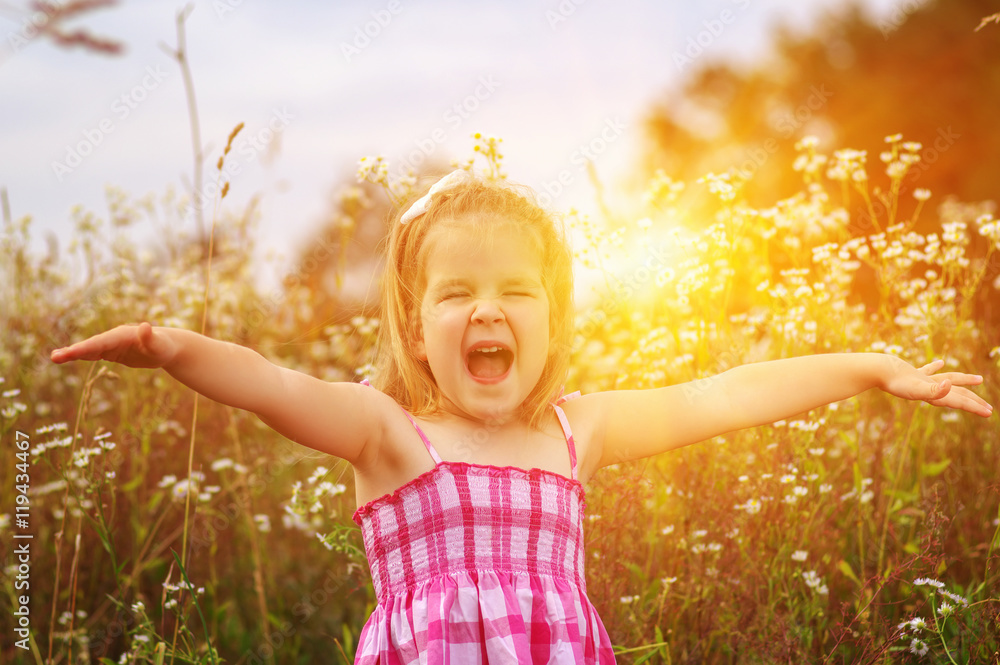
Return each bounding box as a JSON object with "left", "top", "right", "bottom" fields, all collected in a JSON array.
[
  {"left": 583, "top": 353, "right": 992, "bottom": 469},
  {"left": 50, "top": 323, "right": 389, "bottom": 464}
]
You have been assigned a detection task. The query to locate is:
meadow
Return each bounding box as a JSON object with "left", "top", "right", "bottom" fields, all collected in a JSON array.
[{"left": 2, "top": 133, "right": 999, "bottom": 664}]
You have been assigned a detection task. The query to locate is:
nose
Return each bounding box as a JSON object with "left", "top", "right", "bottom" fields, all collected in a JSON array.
[{"left": 471, "top": 299, "right": 505, "bottom": 325}]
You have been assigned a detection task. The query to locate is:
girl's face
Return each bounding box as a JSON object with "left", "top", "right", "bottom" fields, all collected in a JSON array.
[{"left": 414, "top": 220, "right": 550, "bottom": 424}]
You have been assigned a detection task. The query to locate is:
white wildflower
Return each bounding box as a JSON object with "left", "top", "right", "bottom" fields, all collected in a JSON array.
[
  {"left": 211, "top": 458, "right": 234, "bottom": 471},
  {"left": 791, "top": 550, "right": 808, "bottom": 562},
  {"left": 802, "top": 570, "right": 821, "bottom": 588},
  {"left": 254, "top": 514, "right": 271, "bottom": 533},
  {"left": 913, "top": 577, "right": 945, "bottom": 588},
  {"left": 938, "top": 589, "right": 968, "bottom": 606},
  {"left": 315, "top": 532, "right": 334, "bottom": 551},
  {"left": 307, "top": 466, "right": 330, "bottom": 484},
  {"left": 172, "top": 480, "right": 194, "bottom": 502}
]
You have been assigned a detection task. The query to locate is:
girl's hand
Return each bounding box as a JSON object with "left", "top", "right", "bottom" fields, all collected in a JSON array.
[
  {"left": 50, "top": 323, "right": 179, "bottom": 369},
  {"left": 880, "top": 358, "right": 993, "bottom": 417}
]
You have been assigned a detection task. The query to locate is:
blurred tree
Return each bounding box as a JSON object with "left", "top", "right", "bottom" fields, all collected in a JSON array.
[
  {"left": 289, "top": 162, "right": 455, "bottom": 336},
  {"left": 291, "top": 177, "right": 388, "bottom": 327},
  {"left": 644, "top": 0, "right": 999, "bottom": 215}
]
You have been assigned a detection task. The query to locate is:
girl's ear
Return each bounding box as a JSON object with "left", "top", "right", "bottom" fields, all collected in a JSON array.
[
  {"left": 408, "top": 314, "right": 427, "bottom": 362},
  {"left": 413, "top": 335, "right": 427, "bottom": 362}
]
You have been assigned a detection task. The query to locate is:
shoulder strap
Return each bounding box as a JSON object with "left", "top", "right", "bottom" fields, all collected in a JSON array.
[
  {"left": 399, "top": 410, "right": 443, "bottom": 465},
  {"left": 360, "top": 379, "right": 442, "bottom": 465},
  {"left": 552, "top": 390, "right": 581, "bottom": 481}
]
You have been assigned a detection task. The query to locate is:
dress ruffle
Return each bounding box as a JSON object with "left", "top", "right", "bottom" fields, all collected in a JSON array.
[{"left": 354, "top": 570, "right": 614, "bottom": 664}]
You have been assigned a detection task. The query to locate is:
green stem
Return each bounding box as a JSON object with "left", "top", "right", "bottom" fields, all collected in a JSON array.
[
  {"left": 931, "top": 604, "right": 959, "bottom": 665},
  {"left": 876, "top": 409, "right": 918, "bottom": 578},
  {"left": 613, "top": 640, "right": 672, "bottom": 656},
  {"left": 170, "top": 549, "right": 217, "bottom": 665}
]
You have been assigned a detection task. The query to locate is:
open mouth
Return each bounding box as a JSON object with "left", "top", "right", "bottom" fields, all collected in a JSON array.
[{"left": 465, "top": 345, "right": 514, "bottom": 380}]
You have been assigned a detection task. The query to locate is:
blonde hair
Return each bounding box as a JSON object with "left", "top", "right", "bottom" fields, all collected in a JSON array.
[{"left": 371, "top": 174, "right": 574, "bottom": 429}]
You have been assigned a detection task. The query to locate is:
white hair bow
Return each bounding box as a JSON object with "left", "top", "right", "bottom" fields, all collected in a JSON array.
[{"left": 399, "top": 170, "right": 471, "bottom": 224}]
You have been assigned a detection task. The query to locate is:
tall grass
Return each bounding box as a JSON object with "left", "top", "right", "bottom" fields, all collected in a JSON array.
[{"left": 1, "top": 134, "right": 998, "bottom": 664}]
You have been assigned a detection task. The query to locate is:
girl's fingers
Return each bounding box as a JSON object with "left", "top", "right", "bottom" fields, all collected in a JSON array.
[
  {"left": 935, "top": 371, "right": 984, "bottom": 386},
  {"left": 918, "top": 359, "right": 945, "bottom": 374},
  {"left": 137, "top": 322, "right": 154, "bottom": 354},
  {"left": 929, "top": 386, "right": 994, "bottom": 416},
  {"left": 928, "top": 379, "right": 950, "bottom": 399},
  {"left": 51, "top": 326, "right": 131, "bottom": 363},
  {"left": 952, "top": 386, "right": 994, "bottom": 411}
]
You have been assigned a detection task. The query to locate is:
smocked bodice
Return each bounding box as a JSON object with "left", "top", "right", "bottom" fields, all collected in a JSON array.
[{"left": 352, "top": 461, "right": 588, "bottom": 603}]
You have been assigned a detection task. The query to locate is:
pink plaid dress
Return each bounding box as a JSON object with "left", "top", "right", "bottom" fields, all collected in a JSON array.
[{"left": 351, "top": 393, "right": 616, "bottom": 664}]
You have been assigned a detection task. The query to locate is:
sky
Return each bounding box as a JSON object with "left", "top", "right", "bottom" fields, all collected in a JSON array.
[{"left": 0, "top": 0, "right": 904, "bottom": 293}]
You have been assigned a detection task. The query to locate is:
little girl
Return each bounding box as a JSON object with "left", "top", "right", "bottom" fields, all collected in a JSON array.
[{"left": 51, "top": 170, "right": 993, "bottom": 664}]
